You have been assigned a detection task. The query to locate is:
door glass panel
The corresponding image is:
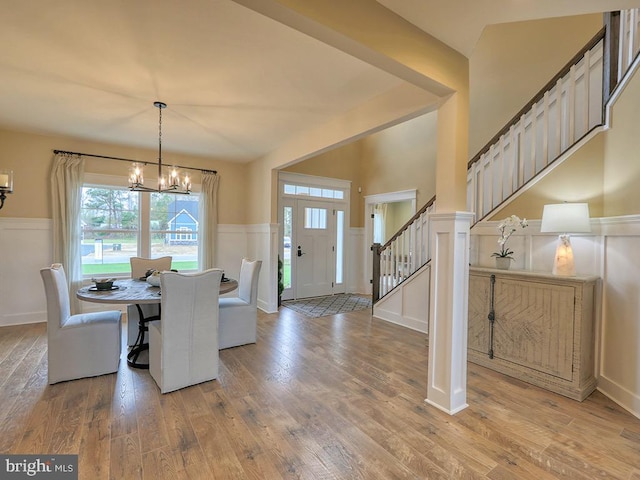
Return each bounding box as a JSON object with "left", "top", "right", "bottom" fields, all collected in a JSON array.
[
  {"left": 283, "top": 206, "right": 292, "bottom": 289},
  {"left": 336, "top": 210, "right": 344, "bottom": 284},
  {"left": 304, "top": 207, "right": 327, "bottom": 229}
]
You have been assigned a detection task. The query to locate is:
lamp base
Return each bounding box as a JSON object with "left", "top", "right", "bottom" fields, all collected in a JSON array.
[{"left": 552, "top": 234, "right": 575, "bottom": 276}]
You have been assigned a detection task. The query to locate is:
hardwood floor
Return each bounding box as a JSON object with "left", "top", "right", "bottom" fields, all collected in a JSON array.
[{"left": 1, "top": 308, "right": 640, "bottom": 479}]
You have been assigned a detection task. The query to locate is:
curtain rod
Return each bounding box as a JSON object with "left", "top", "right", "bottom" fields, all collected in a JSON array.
[{"left": 52, "top": 149, "right": 217, "bottom": 175}]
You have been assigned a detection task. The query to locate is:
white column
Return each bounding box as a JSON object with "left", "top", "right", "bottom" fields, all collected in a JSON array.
[{"left": 426, "top": 211, "right": 474, "bottom": 415}]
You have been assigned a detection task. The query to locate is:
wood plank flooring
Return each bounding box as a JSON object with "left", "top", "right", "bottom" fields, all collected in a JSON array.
[{"left": 1, "top": 308, "right": 640, "bottom": 479}]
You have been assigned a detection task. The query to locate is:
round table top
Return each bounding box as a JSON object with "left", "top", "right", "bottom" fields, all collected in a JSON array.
[{"left": 77, "top": 277, "right": 238, "bottom": 305}]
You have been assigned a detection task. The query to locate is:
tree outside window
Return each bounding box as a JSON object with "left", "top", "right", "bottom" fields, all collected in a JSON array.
[{"left": 80, "top": 186, "right": 199, "bottom": 276}]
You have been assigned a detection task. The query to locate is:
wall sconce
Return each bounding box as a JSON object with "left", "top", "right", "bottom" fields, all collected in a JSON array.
[
  {"left": 540, "top": 203, "right": 591, "bottom": 276},
  {"left": 0, "top": 170, "right": 13, "bottom": 210}
]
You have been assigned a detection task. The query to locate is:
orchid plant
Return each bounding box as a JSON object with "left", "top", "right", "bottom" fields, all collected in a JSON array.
[{"left": 492, "top": 215, "right": 528, "bottom": 259}]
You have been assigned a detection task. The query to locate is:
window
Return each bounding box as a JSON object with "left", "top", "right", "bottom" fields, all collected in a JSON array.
[
  {"left": 80, "top": 186, "right": 200, "bottom": 276},
  {"left": 283, "top": 183, "right": 344, "bottom": 200},
  {"left": 176, "top": 227, "right": 193, "bottom": 241},
  {"left": 336, "top": 210, "right": 344, "bottom": 284},
  {"left": 304, "top": 207, "right": 327, "bottom": 229},
  {"left": 283, "top": 206, "right": 292, "bottom": 290}
]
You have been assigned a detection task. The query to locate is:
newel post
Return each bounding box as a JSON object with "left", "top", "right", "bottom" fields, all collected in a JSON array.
[{"left": 371, "top": 243, "right": 381, "bottom": 302}]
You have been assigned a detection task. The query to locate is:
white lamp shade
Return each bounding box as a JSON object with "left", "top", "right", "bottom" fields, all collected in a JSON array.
[
  {"left": 540, "top": 203, "right": 591, "bottom": 233},
  {"left": 0, "top": 170, "right": 13, "bottom": 192}
]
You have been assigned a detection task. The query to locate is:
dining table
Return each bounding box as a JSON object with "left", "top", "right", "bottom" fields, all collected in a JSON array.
[{"left": 77, "top": 276, "right": 238, "bottom": 369}]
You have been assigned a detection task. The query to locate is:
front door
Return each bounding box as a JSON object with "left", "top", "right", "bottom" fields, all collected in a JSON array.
[{"left": 295, "top": 199, "right": 335, "bottom": 298}]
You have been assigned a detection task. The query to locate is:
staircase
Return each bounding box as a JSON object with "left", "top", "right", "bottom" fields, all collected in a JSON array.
[{"left": 372, "top": 10, "right": 640, "bottom": 327}]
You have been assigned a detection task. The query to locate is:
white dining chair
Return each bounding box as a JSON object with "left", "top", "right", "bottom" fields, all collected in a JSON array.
[
  {"left": 40, "top": 264, "right": 122, "bottom": 384},
  {"left": 148, "top": 269, "right": 223, "bottom": 394},
  {"left": 126, "top": 256, "right": 172, "bottom": 347},
  {"left": 219, "top": 258, "right": 262, "bottom": 349}
]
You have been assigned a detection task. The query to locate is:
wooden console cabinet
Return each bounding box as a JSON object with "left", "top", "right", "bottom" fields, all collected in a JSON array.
[{"left": 468, "top": 267, "right": 599, "bottom": 401}]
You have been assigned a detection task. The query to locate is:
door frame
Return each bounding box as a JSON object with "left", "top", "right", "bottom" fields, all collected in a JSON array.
[
  {"left": 278, "top": 172, "right": 351, "bottom": 300},
  {"left": 363, "top": 189, "right": 417, "bottom": 294}
]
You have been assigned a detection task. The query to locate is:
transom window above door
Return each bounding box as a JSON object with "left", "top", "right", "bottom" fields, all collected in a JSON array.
[{"left": 283, "top": 183, "right": 344, "bottom": 199}]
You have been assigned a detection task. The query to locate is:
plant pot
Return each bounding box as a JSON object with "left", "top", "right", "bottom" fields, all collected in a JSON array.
[{"left": 495, "top": 257, "right": 512, "bottom": 270}]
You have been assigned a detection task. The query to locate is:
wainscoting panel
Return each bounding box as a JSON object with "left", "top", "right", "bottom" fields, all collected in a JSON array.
[
  {"left": 0, "top": 218, "right": 52, "bottom": 326},
  {"left": 600, "top": 233, "right": 640, "bottom": 417},
  {"left": 373, "top": 264, "right": 430, "bottom": 333},
  {"left": 348, "top": 227, "right": 366, "bottom": 294}
]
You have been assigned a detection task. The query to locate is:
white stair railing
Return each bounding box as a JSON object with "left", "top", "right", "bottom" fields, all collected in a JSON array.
[
  {"left": 467, "top": 30, "right": 605, "bottom": 222},
  {"left": 618, "top": 9, "right": 640, "bottom": 81},
  {"left": 372, "top": 197, "right": 435, "bottom": 300}
]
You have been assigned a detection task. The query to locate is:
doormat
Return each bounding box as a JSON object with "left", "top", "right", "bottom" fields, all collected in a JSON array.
[{"left": 282, "top": 294, "right": 372, "bottom": 318}]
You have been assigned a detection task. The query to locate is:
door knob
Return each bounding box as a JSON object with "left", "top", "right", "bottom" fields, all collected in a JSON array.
[{"left": 297, "top": 246, "right": 305, "bottom": 257}]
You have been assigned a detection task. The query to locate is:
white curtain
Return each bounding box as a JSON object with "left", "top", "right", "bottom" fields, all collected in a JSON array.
[
  {"left": 373, "top": 203, "right": 387, "bottom": 244},
  {"left": 198, "top": 172, "right": 219, "bottom": 270},
  {"left": 51, "top": 153, "right": 85, "bottom": 314}
]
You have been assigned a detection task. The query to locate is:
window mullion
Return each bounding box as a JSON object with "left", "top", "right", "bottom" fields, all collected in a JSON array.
[{"left": 139, "top": 192, "right": 151, "bottom": 257}]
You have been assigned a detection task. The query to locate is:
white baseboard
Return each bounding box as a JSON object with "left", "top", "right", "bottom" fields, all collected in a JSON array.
[{"left": 597, "top": 375, "right": 640, "bottom": 420}]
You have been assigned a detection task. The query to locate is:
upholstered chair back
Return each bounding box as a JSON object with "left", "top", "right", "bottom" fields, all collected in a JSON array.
[
  {"left": 237, "top": 258, "right": 262, "bottom": 305},
  {"left": 130, "top": 256, "right": 172, "bottom": 279},
  {"left": 218, "top": 259, "right": 262, "bottom": 350},
  {"left": 149, "top": 268, "right": 223, "bottom": 393},
  {"left": 126, "top": 256, "right": 172, "bottom": 346},
  {"left": 41, "top": 263, "right": 71, "bottom": 328}
]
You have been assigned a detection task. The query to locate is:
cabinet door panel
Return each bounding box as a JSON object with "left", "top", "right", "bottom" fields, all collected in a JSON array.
[
  {"left": 468, "top": 274, "right": 490, "bottom": 354},
  {"left": 493, "top": 279, "right": 574, "bottom": 380}
]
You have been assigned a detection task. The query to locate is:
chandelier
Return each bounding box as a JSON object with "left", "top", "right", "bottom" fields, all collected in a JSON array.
[{"left": 129, "top": 101, "right": 191, "bottom": 194}]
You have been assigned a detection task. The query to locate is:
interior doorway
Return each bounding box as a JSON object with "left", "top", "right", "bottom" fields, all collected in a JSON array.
[{"left": 363, "top": 190, "right": 417, "bottom": 294}]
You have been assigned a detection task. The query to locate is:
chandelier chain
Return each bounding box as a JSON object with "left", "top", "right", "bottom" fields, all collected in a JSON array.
[
  {"left": 127, "top": 101, "right": 191, "bottom": 194},
  {"left": 158, "top": 103, "right": 162, "bottom": 161}
]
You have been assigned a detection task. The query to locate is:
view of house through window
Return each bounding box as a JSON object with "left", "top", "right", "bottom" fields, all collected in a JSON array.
[
  {"left": 80, "top": 186, "right": 199, "bottom": 276},
  {"left": 149, "top": 193, "right": 199, "bottom": 266}
]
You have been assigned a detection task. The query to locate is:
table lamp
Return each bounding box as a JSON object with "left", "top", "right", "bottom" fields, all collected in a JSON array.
[{"left": 540, "top": 203, "right": 591, "bottom": 276}]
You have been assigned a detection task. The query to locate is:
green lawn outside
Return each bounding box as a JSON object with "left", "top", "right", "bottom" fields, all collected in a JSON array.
[
  {"left": 283, "top": 259, "right": 291, "bottom": 289},
  {"left": 83, "top": 260, "right": 198, "bottom": 276}
]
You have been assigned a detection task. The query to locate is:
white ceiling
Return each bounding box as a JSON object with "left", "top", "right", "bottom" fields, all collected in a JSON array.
[
  {"left": 0, "top": 0, "right": 404, "bottom": 162},
  {"left": 1, "top": 0, "right": 639, "bottom": 163}
]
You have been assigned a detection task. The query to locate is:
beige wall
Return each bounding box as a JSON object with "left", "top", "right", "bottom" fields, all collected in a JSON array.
[
  {"left": 385, "top": 200, "right": 413, "bottom": 242},
  {"left": 0, "top": 128, "right": 249, "bottom": 224},
  {"left": 283, "top": 112, "right": 437, "bottom": 228},
  {"left": 283, "top": 141, "right": 364, "bottom": 227},
  {"left": 490, "top": 133, "right": 605, "bottom": 220},
  {"left": 469, "top": 14, "right": 602, "bottom": 157},
  {"left": 603, "top": 66, "right": 640, "bottom": 216},
  {"left": 362, "top": 112, "right": 437, "bottom": 209}
]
